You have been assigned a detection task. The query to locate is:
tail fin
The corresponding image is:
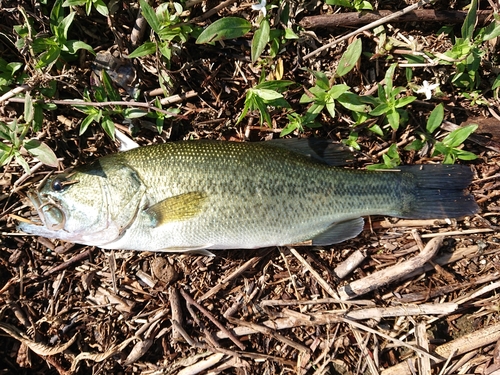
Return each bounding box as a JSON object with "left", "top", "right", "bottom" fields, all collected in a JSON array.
[{"left": 398, "top": 165, "right": 478, "bottom": 219}]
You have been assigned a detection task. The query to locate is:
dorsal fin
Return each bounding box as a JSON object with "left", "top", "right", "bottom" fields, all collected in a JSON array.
[{"left": 267, "top": 138, "right": 353, "bottom": 166}]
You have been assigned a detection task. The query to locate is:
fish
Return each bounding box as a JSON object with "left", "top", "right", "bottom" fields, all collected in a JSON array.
[{"left": 18, "top": 139, "right": 478, "bottom": 252}]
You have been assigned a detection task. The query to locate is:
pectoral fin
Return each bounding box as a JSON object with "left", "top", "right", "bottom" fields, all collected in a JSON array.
[
  {"left": 145, "top": 192, "right": 208, "bottom": 227},
  {"left": 311, "top": 217, "right": 365, "bottom": 246}
]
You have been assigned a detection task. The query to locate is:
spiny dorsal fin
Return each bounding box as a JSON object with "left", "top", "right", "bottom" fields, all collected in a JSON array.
[
  {"left": 267, "top": 138, "right": 353, "bottom": 166},
  {"left": 145, "top": 192, "right": 208, "bottom": 227}
]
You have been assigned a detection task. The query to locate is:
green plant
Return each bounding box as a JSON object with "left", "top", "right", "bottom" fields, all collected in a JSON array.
[
  {"left": 0, "top": 59, "right": 25, "bottom": 95},
  {"left": 130, "top": 0, "right": 194, "bottom": 65},
  {"left": 62, "top": 0, "right": 109, "bottom": 17},
  {"left": 250, "top": 2, "right": 299, "bottom": 63},
  {"left": 439, "top": 0, "right": 500, "bottom": 91},
  {"left": 325, "top": 0, "right": 373, "bottom": 11},
  {"left": 237, "top": 80, "right": 293, "bottom": 127},
  {"left": 196, "top": 17, "right": 251, "bottom": 44},
  {"left": 77, "top": 71, "right": 147, "bottom": 139},
  {"left": 369, "top": 64, "right": 416, "bottom": 131},
  {"left": 0, "top": 106, "right": 57, "bottom": 173},
  {"left": 299, "top": 39, "right": 368, "bottom": 126},
  {"left": 433, "top": 124, "right": 478, "bottom": 164},
  {"left": 14, "top": 0, "right": 94, "bottom": 69},
  {"left": 405, "top": 103, "right": 478, "bottom": 164},
  {"left": 367, "top": 143, "right": 400, "bottom": 170}
]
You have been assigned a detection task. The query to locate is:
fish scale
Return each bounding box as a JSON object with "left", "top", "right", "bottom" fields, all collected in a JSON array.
[{"left": 18, "top": 139, "right": 478, "bottom": 252}]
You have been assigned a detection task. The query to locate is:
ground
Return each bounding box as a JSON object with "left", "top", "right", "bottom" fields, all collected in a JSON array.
[{"left": 0, "top": 0, "right": 499, "bottom": 374}]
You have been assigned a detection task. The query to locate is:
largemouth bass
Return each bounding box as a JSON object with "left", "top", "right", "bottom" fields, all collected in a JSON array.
[{"left": 18, "top": 139, "right": 478, "bottom": 251}]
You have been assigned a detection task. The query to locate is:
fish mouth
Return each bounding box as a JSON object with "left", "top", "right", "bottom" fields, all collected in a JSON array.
[{"left": 26, "top": 190, "right": 66, "bottom": 231}]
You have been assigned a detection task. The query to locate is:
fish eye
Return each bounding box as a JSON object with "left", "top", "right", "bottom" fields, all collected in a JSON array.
[{"left": 52, "top": 179, "right": 63, "bottom": 192}]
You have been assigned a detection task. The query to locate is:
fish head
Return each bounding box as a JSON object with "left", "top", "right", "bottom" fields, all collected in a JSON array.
[{"left": 18, "top": 160, "right": 145, "bottom": 246}]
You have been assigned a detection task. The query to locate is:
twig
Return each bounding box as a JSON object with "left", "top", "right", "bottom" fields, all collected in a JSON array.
[
  {"left": 169, "top": 287, "right": 183, "bottom": 342},
  {"left": 344, "top": 303, "right": 457, "bottom": 320},
  {"left": 288, "top": 247, "right": 340, "bottom": 299},
  {"left": 420, "top": 228, "right": 494, "bottom": 238},
  {"left": 416, "top": 321, "right": 432, "bottom": 375},
  {"left": 191, "top": 0, "right": 235, "bottom": 22},
  {"left": 303, "top": 0, "right": 434, "bottom": 60},
  {"left": 261, "top": 297, "right": 376, "bottom": 307},
  {"left": 338, "top": 236, "right": 444, "bottom": 300},
  {"left": 342, "top": 318, "right": 442, "bottom": 363},
  {"left": 198, "top": 256, "right": 261, "bottom": 302},
  {"left": 0, "top": 84, "right": 31, "bottom": 104},
  {"left": 160, "top": 90, "right": 198, "bottom": 105},
  {"left": 333, "top": 249, "right": 366, "bottom": 279},
  {"left": 226, "top": 316, "right": 311, "bottom": 353},
  {"left": 381, "top": 323, "right": 500, "bottom": 375},
  {"left": 177, "top": 353, "right": 226, "bottom": 375},
  {"left": 6, "top": 97, "right": 186, "bottom": 118},
  {"left": 179, "top": 289, "right": 246, "bottom": 350},
  {"left": 43, "top": 248, "right": 95, "bottom": 276}
]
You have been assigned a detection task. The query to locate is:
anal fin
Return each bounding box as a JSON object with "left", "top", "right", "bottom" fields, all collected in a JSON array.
[{"left": 311, "top": 217, "right": 365, "bottom": 246}]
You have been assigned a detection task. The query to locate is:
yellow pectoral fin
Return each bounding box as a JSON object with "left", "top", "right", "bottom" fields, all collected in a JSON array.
[{"left": 145, "top": 192, "right": 208, "bottom": 227}]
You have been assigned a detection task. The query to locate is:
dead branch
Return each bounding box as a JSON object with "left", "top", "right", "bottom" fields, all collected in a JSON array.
[
  {"left": 338, "top": 236, "right": 444, "bottom": 300},
  {"left": 300, "top": 10, "right": 493, "bottom": 29}
]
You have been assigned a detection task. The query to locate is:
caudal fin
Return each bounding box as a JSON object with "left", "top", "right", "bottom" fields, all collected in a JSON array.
[{"left": 398, "top": 165, "right": 478, "bottom": 219}]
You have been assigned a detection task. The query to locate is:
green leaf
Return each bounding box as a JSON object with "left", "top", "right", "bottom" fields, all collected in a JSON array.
[
  {"left": 59, "top": 12, "right": 76, "bottom": 41},
  {"left": 404, "top": 139, "right": 425, "bottom": 151},
  {"left": 325, "top": 101, "right": 336, "bottom": 118},
  {"left": 123, "top": 108, "right": 148, "bottom": 118},
  {"left": 387, "top": 107, "right": 400, "bottom": 130},
  {"left": 369, "top": 103, "right": 390, "bottom": 116},
  {"left": 337, "top": 92, "right": 369, "bottom": 112},
  {"left": 255, "top": 80, "right": 294, "bottom": 91},
  {"left": 101, "top": 70, "right": 121, "bottom": 101},
  {"left": 251, "top": 19, "right": 270, "bottom": 63},
  {"left": 24, "top": 92, "right": 34, "bottom": 123},
  {"left": 33, "top": 104, "right": 44, "bottom": 132},
  {"left": 94, "top": 0, "right": 109, "bottom": 16},
  {"left": 50, "top": 0, "right": 64, "bottom": 33},
  {"left": 394, "top": 95, "right": 416, "bottom": 108},
  {"left": 492, "top": 74, "right": 500, "bottom": 90},
  {"left": 254, "top": 96, "right": 272, "bottom": 126},
  {"left": 236, "top": 99, "right": 252, "bottom": 124},
  {"left": 252, "top": 88, "right": 284, "bottom": 101},
  {"left": 101, "top": 116, "right": 115, "bottom": 139},
  {"left": 15, "top": 154, "right": 31, "bottom": 173},
  {"left": 426, "top": 103, "right": 444, "bottom": 134},
  {"left": 442, "top": 124, "right": 478, "bottom": 148},
  {"left": 461, "top": 0, "right": 477, "bottom": 40},
  {"left": 454, "top": 149, "right": 478, "bottom": 160},
  {"left": 309, "top": 70, "right": 329, "bottom": 90},
  {"left": 140, "top": 0, "right": 161, "bottom": 34},
  {"left": 482, "top": 20, "right": 500, "bottom": 41},
  {"left": 62, "top": 0, "right": 86, "bottom": 6},
  {"left": 284, "top": 27, "right": 299, "bottom": 40},
  {"left": 336, "top": 38, "right": 362, "bottom": 77},
  {"left": 64, "top": 40, "right": 95, "bottom": 54},
  {"left": 328, "top": 84, "right": 350, "bottom": 99},
  {"left": 384, "top": 64, "right": 397, "bottom": 96},
  {"left": 129, "top": 42, "right": 157, "bottom": 58},
  {"left": 80, "top": 113, "right": 98, "bottom": 135},
  {"left": 36, "top": 46, "right": 61, "bottom": 68},
  {"left": 196, "top": 17, "right": 251, "bottom": 44},
  {"left": 24, "top": 139, "right": 58, "bottom": 167}
]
